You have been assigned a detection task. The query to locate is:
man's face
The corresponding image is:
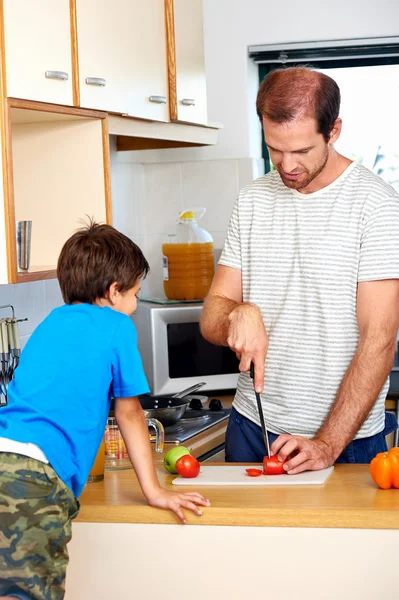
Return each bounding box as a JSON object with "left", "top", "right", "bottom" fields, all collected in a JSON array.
[{"left": 263, "top": 116, "right": 333, "bottom": 192}]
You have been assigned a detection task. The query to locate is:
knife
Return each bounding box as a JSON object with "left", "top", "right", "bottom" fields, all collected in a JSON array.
[{"left": 250, "top": 362, "right": 270, "bottom": 458}]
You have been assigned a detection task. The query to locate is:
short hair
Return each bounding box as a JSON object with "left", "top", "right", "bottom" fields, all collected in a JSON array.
[
  {"left": 256, "top": 67, "right": 340, "bottom": 142},
  {"left": 57, "top": 221, "right": 149, "bottom": 304}
]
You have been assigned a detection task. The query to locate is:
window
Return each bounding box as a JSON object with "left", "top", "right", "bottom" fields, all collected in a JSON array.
[{"left": 252, "top": 39, "right": 399, "bottom": 192}]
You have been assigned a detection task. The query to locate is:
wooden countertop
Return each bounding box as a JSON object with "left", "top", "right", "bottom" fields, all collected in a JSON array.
[{"left": 76, "top": 464, "right": 399, "bottom": 530}]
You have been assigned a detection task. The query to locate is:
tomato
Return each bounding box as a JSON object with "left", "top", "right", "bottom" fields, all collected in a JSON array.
[
  {"left": 370, "top": 448, "right": 399, "bottom": 489},
  {"left": 175, "top": 454, "right": 200, "bottom": 478},
  {"left": 245, "top": 468, "right": 263, "bottom": 477},
  {"left": 263, "top": 455, "right": 286, "bottom": 475}
]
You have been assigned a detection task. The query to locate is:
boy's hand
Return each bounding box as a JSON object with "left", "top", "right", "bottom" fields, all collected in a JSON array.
[{"left": 147, "top": 488, "right": 211, "bottom": 524}]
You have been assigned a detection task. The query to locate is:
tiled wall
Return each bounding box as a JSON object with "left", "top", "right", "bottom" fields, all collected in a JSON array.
[
  {"left": 0, "top": 147, "right": 263, "bottom": 344},
  {"left": 111, "top": 146, "right": 264, "bottom": 298},
  {"left": 0, "top": 279, "right": 63, "bottom": 348}
]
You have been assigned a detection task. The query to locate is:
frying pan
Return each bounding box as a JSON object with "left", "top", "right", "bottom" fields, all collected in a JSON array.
[{"left": 139, "top": 382, "right": 206, "bottom": 427}]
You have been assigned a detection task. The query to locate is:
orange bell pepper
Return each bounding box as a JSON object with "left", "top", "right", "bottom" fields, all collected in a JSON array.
[{"left": 370, "top": 447, "right": 399, "bottom": 489}]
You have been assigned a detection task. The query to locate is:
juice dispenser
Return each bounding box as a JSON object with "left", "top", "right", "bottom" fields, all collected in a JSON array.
[{"left": 162, "top": 209, "right": 214, "bottom": 301}]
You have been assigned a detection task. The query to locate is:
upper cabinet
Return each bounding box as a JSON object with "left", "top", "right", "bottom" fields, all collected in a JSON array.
[
  {"left": 2, "top": 0, "right": 74, "bottom": 106},
  {"left": 76, "top": 0, "right": 131, "bottom": 115},
  {"left": 0, "top": 100, "right": 111, "bottom": 285},
  {"left": 76, "top": 0, "right": 169, "bottom": 122},
  {"left": 166, "top": 0, "right": 208, "bottom": 125},
  {"left": 127, "top": 0, "right": 169, "bottom": 122},
  {"left": 1, "top": 0, "right": 209, "bottom": 125}
]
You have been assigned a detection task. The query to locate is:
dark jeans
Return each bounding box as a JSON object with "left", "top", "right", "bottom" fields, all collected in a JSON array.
[{"left": 225, "top": 406, "right": 398, "bottom": 464}]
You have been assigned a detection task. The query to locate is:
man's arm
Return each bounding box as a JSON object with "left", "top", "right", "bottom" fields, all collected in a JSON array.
[
  {"left": 272, "top": 279, "right": 399, "bottom": 474},
  {"left": 200, "top": 265, "right": 268, "bottom": 392},
  {"left": 200, "top": 265, "right": 243, "bottom": 346}
]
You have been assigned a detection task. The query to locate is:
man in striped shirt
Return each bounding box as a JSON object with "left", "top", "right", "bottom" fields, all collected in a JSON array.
[{"left": 201, "top": 67, "right": 399, "bottom": 473}]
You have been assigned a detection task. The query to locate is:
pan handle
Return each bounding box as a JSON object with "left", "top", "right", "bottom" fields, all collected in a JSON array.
[{"left": 172, "top": 382, "right": 206, "bottom": 400}]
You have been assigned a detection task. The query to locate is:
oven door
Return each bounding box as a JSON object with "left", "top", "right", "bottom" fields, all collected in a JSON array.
[
  {"left": 150, "top": 305, "right": 239, "bottom": 396},
  {"left": 197, "top": 443, "right": 226, "bottom": 463}
]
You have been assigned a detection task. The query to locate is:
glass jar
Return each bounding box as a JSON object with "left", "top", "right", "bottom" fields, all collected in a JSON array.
[{"left": 87, "top": 436, "right": 105, "bottom": 483}]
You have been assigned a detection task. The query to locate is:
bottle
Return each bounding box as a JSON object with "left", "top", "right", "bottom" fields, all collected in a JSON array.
[{"left": 162, "top": 209, "right": 214, "bottom": 301}]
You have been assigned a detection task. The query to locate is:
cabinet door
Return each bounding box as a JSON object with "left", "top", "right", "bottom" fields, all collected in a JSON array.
[
  {"left": 77, "top": 0, "right": 169, "bottom": 120},
  {"left": 170, "top": 0, "right": 208, "bottom": 125},
  {"left": 76, "top": 0, "right": 132, "bottom": 114},
  {"left": 3, "top": 0, "right": 73, "bottom": 106},
  {"left": 127, "top": 0, "right": 169, "bottom": 122}
]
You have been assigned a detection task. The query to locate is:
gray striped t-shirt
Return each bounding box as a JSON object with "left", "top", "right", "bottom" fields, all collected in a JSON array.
[{"left": 219, "top": 162, "right": 399, "bottom": 438}]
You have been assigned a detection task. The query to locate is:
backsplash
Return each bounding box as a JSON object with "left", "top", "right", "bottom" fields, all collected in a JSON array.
[
  {"left": 0, "top": 146, "right": 263, "bottom": 344},
  {"left": 0, "top": 279, "right": 63, "bottom": 348},
  {"left": 110, "top": 140, "right": 264, "bottom": 298}
]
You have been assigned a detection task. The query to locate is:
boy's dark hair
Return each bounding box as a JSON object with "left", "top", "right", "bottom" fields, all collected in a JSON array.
[
  {"left": 57, "top": 221, "right": 149, "bottom": 304},
  {"left": 256, "top": 67, "right": 340, "bottom": 143}
]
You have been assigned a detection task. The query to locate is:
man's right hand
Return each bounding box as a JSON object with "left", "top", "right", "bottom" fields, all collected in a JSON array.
[{"left": 227, "top": 303, "right": 268, "bottom": 392}]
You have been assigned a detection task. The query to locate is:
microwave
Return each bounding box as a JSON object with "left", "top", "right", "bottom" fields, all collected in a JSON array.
[{"left": 132, "top": 300, "right": 239, "bottom": 396}]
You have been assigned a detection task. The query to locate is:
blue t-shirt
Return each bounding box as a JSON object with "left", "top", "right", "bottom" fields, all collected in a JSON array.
[{"left": 0, "top": 304, "right": 149, "bottom": 497}]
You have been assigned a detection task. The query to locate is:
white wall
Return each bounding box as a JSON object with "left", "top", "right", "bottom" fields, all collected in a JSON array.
[
  {"left": 111, "top": 138, "right": 263, "bottom": 298},
  {"left": 202, "top": 0, "right": 399, "bottom": 160},
  {"left": 124, "top": 0, "right": 399, "bottom": 165},
  {"left": 2, "top": 0, "right": 399, "bottom": 332}
]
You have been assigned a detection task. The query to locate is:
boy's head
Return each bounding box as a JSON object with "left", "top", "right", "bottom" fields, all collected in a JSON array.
[{"left": 57, "top": 221, "right": 149, "bottom": 315}]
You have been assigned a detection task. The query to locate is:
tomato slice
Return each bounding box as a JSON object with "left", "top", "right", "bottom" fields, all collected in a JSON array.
[
  {"left": 245, "top": 468, "right": 263, "bottom": 477},
  {"left": 263, "top": 455, "right": 286, "bottom": 475}
]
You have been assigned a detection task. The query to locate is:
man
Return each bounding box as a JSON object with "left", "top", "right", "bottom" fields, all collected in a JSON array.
[{"left": 200, "top": 67, "right": 399, "bottom": 474}]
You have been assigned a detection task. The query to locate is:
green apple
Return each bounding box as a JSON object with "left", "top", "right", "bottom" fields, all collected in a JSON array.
[{"left": 163, "top": 446, "right": 190, "bottom": 474}]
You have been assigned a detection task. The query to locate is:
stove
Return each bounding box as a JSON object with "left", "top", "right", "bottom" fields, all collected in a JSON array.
[{"left": 160, "top": 398, "right": 231, "bottom": 443}]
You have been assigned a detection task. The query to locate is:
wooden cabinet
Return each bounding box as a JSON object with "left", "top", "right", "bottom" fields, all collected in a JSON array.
[
  {"left": 166, "top": 0, "right": 208, "bottom": 125},
  {"left": 0, "top": 100, "right": 111, "bottom": 284},
  {"left": 126, "top": 0, "right": 169, "bottom": 122},
  {"left": 76, "top": 0, "right": 131, "bottom": 114},
  {"left": 2, "top": 0, "right": 74, "bottom": 106},
  {"left": 76, "top": 0, "right": 169, "bottom": 121}
]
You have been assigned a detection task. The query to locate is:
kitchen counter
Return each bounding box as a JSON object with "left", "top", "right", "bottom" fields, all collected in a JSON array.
[
  {"left": 67, "top": 463, "right": 399, "bottom": 600},
  {"left": 66, "top": 395, "right": 399, "bottom": 599},
  {"left": 75, "top": 463, "right": 399, "bottom": 529}
]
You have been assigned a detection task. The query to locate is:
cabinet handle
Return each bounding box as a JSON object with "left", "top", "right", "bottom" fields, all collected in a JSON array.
[
  {"left": 149, "top": 95, "right": 167, "bottom": 104},
  {"left": 181, "top": 98, "right": 196, "bottom": 106},
  {"left": 45, "top": 71, "right": 69, "bottom": 81},
  {"left": 85, "top": 77, "right": 106, "bottom": 87}
]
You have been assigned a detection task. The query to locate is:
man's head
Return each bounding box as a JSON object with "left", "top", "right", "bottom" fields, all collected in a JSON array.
[
  {"left": 57, "top": 221, "right": 149, "bottom": 315},
  {"left": 256, "top": 67, "right": 342, "bottom": 190}
]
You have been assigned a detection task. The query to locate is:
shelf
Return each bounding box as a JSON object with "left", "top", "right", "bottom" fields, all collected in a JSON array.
[
  {"left": 108, "top": 114, "right": 220, "bottom": 151},
  {"left": 2, "top": 99, "right": 111, "bottom": 284},
  {"left": 16, "top": 266, "right": 57, "bottom": 283}
]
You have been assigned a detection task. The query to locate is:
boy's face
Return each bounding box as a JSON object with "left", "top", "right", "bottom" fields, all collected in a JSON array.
[{"left": 113, "top": 278, "right": 142, "bottom": 316}]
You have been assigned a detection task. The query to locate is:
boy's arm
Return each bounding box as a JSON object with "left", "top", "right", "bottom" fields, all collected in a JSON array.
[{"left": 115, "top": 396, "right": 210, "bottom": 523}]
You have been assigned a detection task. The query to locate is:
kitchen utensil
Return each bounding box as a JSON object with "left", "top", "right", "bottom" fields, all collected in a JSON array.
[
  {"left": 0, "top": 305, "right": 27, "bottom": 406},
  {"left": 172, "top": 465, "right": 334, "bottom": 486},
  {"left": 172, "top": 381, "right": 206, "bottom": 399},
  {"left": 105, "top": 417, "right": 164, "bottom": 471},
  {"left": 250, "top": 362, "right": 270, "bottom": 458},
  {"left": 140, "top": 396, "right": 189, "bottom": 427},
  {"left": 16, "top": 220, "right": 32, "bottom": 271},
  {"left": 139, "top": 382, "right": 206, "bottom": 426}
]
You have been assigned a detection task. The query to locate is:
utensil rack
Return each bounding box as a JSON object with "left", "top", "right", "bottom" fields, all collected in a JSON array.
[{"left": 0, "top": 304, "right": 28, "bottom": 406}]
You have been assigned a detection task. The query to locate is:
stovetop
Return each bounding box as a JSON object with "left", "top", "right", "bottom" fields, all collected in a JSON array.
[{"left": 164, "top": 407, "right": 231, "bottom": 443}]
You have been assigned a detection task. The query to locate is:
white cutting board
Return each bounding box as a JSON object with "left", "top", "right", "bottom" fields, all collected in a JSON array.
[{"left": 172, "top": 465, "right": 334, "bottom": 486}]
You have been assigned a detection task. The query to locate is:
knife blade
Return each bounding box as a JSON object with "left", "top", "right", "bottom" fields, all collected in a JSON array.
[{"left": 250, "top": 362, "right": 270, "bottom": 458}]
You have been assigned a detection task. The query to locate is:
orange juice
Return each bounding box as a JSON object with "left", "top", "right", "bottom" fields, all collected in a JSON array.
[
  {"left": 162, "top": 241, "right": 214, "bottom": 300},
  {"left": 87, "top": 438, "right": 105, "bottom": 483}
]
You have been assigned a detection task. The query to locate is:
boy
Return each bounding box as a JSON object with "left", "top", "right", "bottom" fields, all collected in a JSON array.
[{"left": 0, "top": 222, "right": 210, "bottom": 600}]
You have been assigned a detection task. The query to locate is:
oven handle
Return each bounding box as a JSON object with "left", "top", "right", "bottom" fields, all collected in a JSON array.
[{"left": 197, "top": 443, "right": 225, "bottom": 463}]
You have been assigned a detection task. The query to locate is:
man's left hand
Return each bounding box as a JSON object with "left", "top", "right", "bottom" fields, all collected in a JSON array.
[{"left": 270, "top": 434, "right": 336, "bottom": 474}]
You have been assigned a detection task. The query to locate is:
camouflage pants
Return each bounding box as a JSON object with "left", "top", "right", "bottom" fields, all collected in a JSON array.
[{"left": 0, "top": 452, "right": 79, "bottom": 600}]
